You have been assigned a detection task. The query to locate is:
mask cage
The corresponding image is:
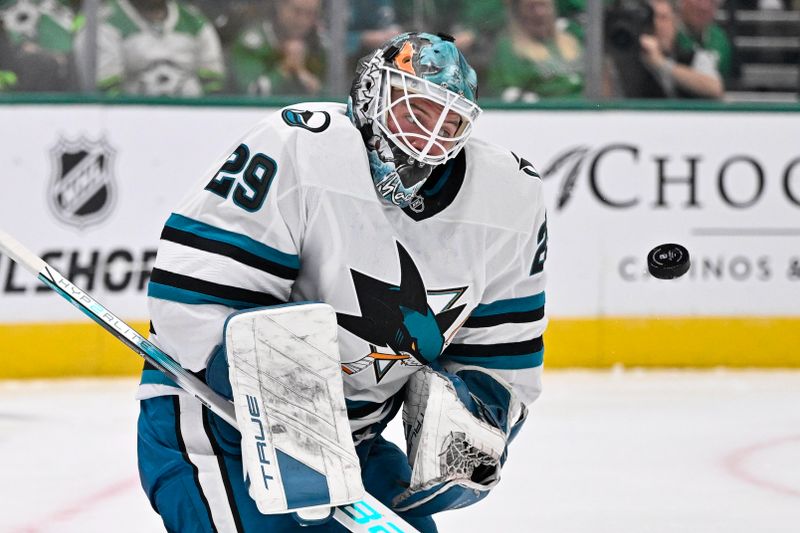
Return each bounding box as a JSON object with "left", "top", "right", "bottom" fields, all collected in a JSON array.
[{"left": 370, "top": 66, "right": 482, "bottom": 166}]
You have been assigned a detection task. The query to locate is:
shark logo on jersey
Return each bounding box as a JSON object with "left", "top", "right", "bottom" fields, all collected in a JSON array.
[
  {"left": 338, "top": 241, "right": 467, "bottom": 383},
  {"left": 48, "top": 136, "right": 117, "bottom": 230},
  {"left": 281, "top": 109, "right": 331, "bottom": 133}
]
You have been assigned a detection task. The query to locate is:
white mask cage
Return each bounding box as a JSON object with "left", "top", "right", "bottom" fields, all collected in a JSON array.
[{"left": 370, "top": 66, "right": 482, "bottom": 166}]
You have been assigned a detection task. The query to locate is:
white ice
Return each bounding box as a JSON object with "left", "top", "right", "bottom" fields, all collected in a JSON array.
[{"left": 1, "top": 370, "right": 798, "bottom": 533}]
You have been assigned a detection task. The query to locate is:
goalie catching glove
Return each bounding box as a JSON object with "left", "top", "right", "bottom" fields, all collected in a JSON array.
[{"left": 394, "top": 365, "right": 527, "bottom": 515}]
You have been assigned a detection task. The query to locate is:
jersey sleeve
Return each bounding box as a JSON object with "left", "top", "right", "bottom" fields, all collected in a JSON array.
[
  {"left": 442, "top": 178, "right": 548, "bottom": 407},
  {"left": 140, "top": 114, "right": 304, "bottom": 396}
]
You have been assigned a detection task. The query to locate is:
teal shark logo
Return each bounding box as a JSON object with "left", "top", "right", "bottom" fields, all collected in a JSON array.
[{"left": 338, "top": 242, "right": 467, "bottom": 382}]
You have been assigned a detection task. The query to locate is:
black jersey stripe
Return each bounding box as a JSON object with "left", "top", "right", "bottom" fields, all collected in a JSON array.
[
  {"left": 173, "top": 396, "right": 218, "bottom": 533},
  {"left": 202, "top": 408, "right": 244, "bottom": 533},
  {"left": 161, "top": 226, "right": 298, "bottom": 281},
  {"left": 464, "top": 306, "right": 545, "bottom": 328},
  {"left": 444, "top": 336, "right": 544, "bottom": 357},
  {"left": 143, "top": 360, "right": 207, "bottom": 383},
  {"left": 346, "top": 399, "right": 385, "bottom": 419},
  {"left": 149, "top": 268, "right": 283, "bottom": 309}
]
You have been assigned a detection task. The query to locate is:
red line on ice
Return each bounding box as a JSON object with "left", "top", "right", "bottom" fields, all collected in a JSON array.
[
  {"left": 11, "top": 476, "right": 140, "bottom": 532},
  {"left": 723, "top": 434, "right": 800, "bottom": 498}
]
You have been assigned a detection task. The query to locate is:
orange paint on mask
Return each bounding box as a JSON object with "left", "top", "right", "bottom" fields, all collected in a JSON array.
[{"left": 394, "top": 41, "right": 416, "bottom": 75}]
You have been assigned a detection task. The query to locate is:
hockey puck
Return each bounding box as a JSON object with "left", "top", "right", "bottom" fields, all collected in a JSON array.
[{"left": 647, "top": 243, "right": 690, "bottom": 279}]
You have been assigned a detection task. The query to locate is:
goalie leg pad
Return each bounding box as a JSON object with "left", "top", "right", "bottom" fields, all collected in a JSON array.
[{"left": 225, "top": 303, "right": 364, "bottom": 515}]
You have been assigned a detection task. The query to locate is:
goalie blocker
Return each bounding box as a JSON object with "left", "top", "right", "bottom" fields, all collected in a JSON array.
[
  {"left": 224, "top": 304, "right": 364, "bottom": 519},
  {"left": 203, "top": 303, "right": 431, "bottom": 531}
]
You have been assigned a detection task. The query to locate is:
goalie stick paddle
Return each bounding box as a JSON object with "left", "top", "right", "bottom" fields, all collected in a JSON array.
[{"left": 0, "top": 230, "right": 419, "bottom": 533}]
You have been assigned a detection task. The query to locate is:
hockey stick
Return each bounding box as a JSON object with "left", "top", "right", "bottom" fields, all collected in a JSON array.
[{"left": 0, "top": 230, "right": 418, "bottom": 533}]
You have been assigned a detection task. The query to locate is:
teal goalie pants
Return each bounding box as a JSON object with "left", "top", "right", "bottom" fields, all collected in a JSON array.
[{"left": 137, "top": 395, "right": 436, "bottom": 533}]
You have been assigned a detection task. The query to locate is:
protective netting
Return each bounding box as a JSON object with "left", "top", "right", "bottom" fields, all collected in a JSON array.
[{"left": 440, "top": 431, "right": 498, "bottom": 480}]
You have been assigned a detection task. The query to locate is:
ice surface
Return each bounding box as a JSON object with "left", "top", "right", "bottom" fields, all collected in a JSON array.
[{"left": 1, "top": 370, "right": 798, "bottom": 532}]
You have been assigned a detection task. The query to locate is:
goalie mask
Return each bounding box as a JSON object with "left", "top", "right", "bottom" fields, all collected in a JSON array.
[{"left": 348, "top": 32, "right": 482, "bottom": 209}]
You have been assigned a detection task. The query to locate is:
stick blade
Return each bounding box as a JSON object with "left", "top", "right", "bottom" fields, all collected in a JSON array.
[{"left": 0, "top": 230, "right": 47, "bottom": 274}]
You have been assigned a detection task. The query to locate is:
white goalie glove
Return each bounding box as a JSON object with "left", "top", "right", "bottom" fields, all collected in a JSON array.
[{"left": 394, "top": 365, "right": 527, "bottom": 514}]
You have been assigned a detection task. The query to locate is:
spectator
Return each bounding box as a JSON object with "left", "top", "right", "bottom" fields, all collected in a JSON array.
[
  {"left": 675, "top": 0, "right": 732, "bottom": 80},
  {"left": 394, "top": 0, "right": 505, "bottom": 81},
  {"left": 0, "top": 68, "right": 16, "bottom": 91},
  {"left": 487, "top": 0, "right": 584, "bottom": 101},
  {"left": 556, "top": 0, "right": 588, "bottom": 39},
  {"left": 0, "top": 20, "right": 18, "bottom": 91},
  {"left": 348, "top": 0, "right": 401, "bottom": 66},
  {"left": 555, "top": 0, "right": 617, "bottom": 40},
  {"left": 605, "top": 0, "right": 723, "bottom": 99},
  {"left": 190, "top": 0, "right": 259, "bottom": 49},
  {"left": 395, "top": 0, "right": 506, "bottom": 52},
  {"left": 230, "top": 0, "right": 326, "bottom": 96},
  {"left": 75, "top": 0, "right": 224, "bottom": 96},
  {"left": 0, "top": 0, "right": 76, "bottom": 89}
]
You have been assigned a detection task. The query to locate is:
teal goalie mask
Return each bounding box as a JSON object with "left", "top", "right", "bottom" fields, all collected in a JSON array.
[{"left": 348, "top": 32, "right": 482, "bottom": 209}]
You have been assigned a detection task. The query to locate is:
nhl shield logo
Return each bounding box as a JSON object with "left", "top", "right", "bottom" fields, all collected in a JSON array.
[{"left": 48, "top": 137, "right": 116, "bottom": 229}]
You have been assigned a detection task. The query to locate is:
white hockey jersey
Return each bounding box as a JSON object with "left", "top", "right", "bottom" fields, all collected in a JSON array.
[{"left": 140, "top": 103, "right": 548, "bottom": 433}]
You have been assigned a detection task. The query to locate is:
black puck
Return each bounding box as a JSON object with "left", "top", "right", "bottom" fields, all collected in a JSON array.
[{"left": 647, "top": 243, "right": 690, "bottom": 279}]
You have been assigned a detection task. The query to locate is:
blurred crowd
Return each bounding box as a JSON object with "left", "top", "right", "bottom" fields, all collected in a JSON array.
[{"left": 0, "top": 0, "right": 797, "bottom": 100}]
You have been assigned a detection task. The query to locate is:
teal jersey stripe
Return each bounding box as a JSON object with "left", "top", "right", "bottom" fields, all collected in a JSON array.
[
  {"left": 140, "top": 368, "right": 179, "bottom": 388},
  {"left": 166, "top": 213, "right": 300, "bottom": 270},
  {"left": 148, "top": 281, "right": 263, "bottom": 310},
  {"left": 447, "top": 350, "right": 544, "bottom": 370},
  {"left": 472, "top": 292, "right": 545, "bottom": 317}
]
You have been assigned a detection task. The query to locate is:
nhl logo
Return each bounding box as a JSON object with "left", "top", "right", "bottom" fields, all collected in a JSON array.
[{"left": 48, "top": 137, "right": 116, "bottom": 230}]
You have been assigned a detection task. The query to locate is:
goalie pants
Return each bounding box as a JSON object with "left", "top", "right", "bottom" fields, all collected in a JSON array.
[{"left": 137, "top": 394, "right": 437, "bottom": 533}]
